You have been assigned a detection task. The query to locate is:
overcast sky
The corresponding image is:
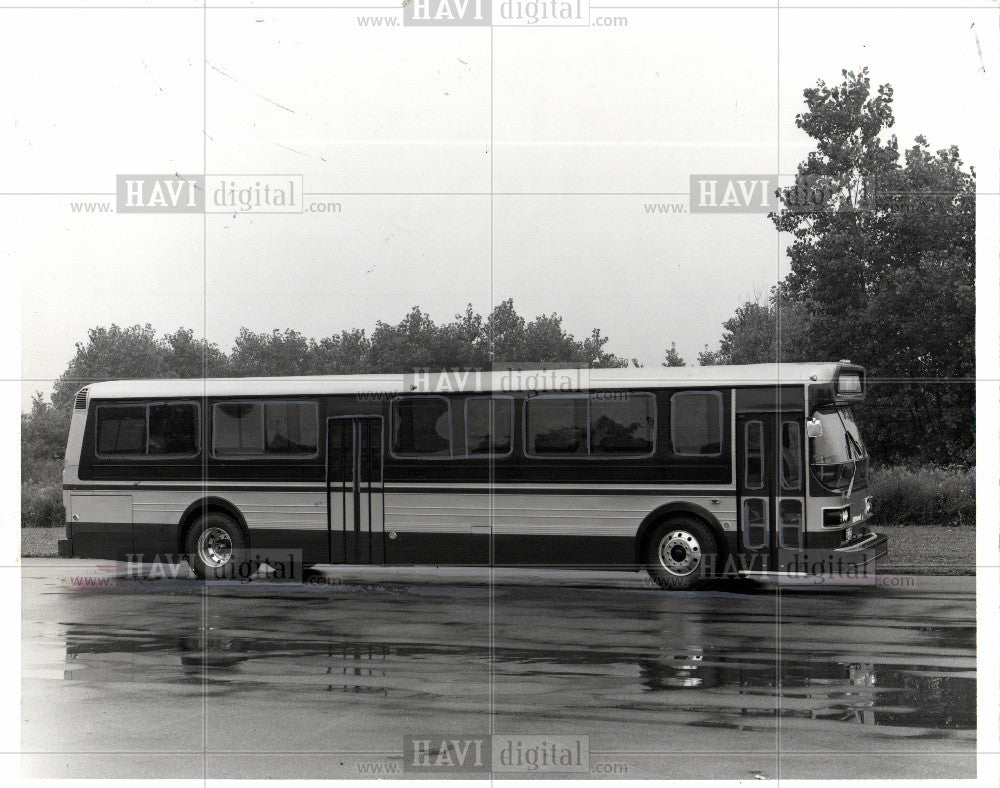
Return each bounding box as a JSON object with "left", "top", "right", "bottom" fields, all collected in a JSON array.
[{"left": 7, "top": 1, "right": 999, "bottom": 409}]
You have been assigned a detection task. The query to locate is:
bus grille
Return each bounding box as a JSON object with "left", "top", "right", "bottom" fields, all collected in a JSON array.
[{"left": 74, "top": 388, "right": 89, "bottom": 409}]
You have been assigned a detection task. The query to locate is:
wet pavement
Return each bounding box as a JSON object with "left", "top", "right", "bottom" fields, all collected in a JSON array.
[{"left": 22, "top": 559, "right": 975, "bottom": 779}]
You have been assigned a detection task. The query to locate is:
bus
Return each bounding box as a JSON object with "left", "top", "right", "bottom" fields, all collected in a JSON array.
[{"left": 59, "top": 362, "right": 887, "bottom": 589}]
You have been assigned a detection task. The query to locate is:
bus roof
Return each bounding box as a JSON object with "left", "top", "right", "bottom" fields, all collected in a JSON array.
[{"left": 81, "top": 362, "right": 859, "bottom": 400}]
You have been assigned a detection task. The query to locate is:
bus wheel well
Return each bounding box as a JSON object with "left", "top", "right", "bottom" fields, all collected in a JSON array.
[
  {"left": 634, "top": 504, "right": 729, "bottom": 568},
  {"left": 178, "top": 498, "right": 250, "bottom": 555}
]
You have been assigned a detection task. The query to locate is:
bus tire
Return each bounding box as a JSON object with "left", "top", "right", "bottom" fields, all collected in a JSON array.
[
  {"left": 185, "top": 512, "right": 249, "bottom": 581},
  {"left": 644, "top": 517, "right": 718, "bottom": 591}
]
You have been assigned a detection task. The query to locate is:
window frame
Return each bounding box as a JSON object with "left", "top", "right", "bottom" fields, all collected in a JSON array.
[
  {"left": 210, "top": 399, "right": 320, "bottom": 460},
  {"left": 522, "top": 391, "right": 657, "bottom": 460},
  {"left": 388, "top": 394, "right": 455, "bottom": 460},
  {"left": 94, "top": 400, "right": 201, "bottom": 460},
  {"left": 463, "top": 395, "right": 515, "bottom": 459},
  {"left": 669, "top": 390, "right": 724, "bottom": 458}
]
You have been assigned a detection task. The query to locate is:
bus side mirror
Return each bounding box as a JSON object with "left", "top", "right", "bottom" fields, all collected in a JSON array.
[{"left": 806, "top": 418, "right": 823, "bottom": 438}]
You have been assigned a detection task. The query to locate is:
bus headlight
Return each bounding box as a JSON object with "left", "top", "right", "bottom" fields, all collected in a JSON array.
[{"left": 823, "top": 506, "right": 850, "bottom": 527}]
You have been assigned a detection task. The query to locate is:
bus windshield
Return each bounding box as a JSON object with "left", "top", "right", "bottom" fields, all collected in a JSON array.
[{"left": 809, "top": 407, "right": 868, "bottom": 491}]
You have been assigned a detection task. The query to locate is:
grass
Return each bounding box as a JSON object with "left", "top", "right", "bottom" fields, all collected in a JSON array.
[
  {"left": 23, "top": 525, "right": 973, "bottom": 575},
  {"left": 21, "top": 527, "right": 62, "bottom": 559},
  {"left": 868, "top": 465, "right": 974, "bottom": 527},
  {"left": 878, "top": 525, "right": 975, "bottom": 575}
]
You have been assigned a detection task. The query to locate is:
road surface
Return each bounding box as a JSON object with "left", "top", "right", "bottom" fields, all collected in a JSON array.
[{"left": 21, "top": 559, "right": 975, "bottom": 779}]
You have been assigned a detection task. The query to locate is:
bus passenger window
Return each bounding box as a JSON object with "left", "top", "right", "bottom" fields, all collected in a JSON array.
[
  {"left": 391, "top": 397, "right": 452, "bottom": 457},
  {"left": 97, "top": 405, "right": 147, "bottom": 455},
  {"left": 465, "top": 397, "right": 512, "bottom": 456},
  {"left": 525, "top": 397, "right": 587, "bottom": 456},
  {"left": 671, "top": 392, "right": 722, "bottom": 456},
  {"left": 213, "top": 403, "right": 264, "bottom": 456},
  {"left": 148, "top": 403, "right": 198, "bottom": 455},
  {"left": 781, "top": 421, "right": 802, "bottom": 490},
  {"left": 265, "top": 402, "right": 318, "bottom": 454},
  {"left": 589, "top": 393, "right": 655, "bottom": 455}
]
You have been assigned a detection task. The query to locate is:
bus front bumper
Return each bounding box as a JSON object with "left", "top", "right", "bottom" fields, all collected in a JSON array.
[
  {"left": 833, "top": 529, "right": 888, "bottom": 567},
  {"left": 790, "top": 528, "right": 888, "bottom": 578},
  {"left": 740, "top": 529, "right": 888, "bottom": 580}
]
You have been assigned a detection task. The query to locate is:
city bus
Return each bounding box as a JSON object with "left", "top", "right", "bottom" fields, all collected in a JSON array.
[{"left": 59, "top": 362, "right": 887, "bottom": 589}]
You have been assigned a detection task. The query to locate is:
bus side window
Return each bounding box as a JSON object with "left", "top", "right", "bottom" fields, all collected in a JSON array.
[
  {"left": 465, "top": 396, "right": 513, "bottom": 456},
  {"left": 589, "top": 393, "right": 655, "bottom": 456},
  {"left": 213, "top": 403, "right": 264, "bottom": 456},
  {"left": 524, "top": 397, "right": 587, "bottom": 456},
  {"left": 148, "top": 403, "right": 198, "bottom": 455},
  {"left": 391, "top": 396, "right": 452, "bottom": 457},
  {"left": 97, "top": 405, "right": 147, "bottom": 455},
  {"left": 265, "top": 402, "right": 318, "bottom": 455},
  {"left": 670, "top": 391, "right": 723, "bottom": 457}
]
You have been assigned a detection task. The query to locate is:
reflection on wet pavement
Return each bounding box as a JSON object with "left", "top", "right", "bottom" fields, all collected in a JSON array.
[
  {"left": 22, "top": 564, "right": 976, "bottom": 778},
  {"left": 61, "top": 625, "right": 974, "bottom": 732}
]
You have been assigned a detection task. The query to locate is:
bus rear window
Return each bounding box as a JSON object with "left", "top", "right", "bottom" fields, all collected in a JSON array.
[{"left": 97, "top": 402, "right": 199, "bottom": 458}]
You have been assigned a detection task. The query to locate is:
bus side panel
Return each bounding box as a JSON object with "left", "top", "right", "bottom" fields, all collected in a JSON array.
[
  {"left": 381, "top": 490, "right": 738, "bottom": 568},
  {"left": 223, "top": 490, "right": 328, "bottom": 565},
  {"left": 490, "top": 493, "right": 737, "bottom": 568},
  {"left": 66, "top": 493, "right": 133, "bottom": 561}
]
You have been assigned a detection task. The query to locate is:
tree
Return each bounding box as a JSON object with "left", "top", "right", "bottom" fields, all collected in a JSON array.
[
  {"left": 368, "top": 306, "right": 485, "bottom": 372},
  {"left": 52, "top": 324, "right": 231, "bottom": 408},
  {"left": 698, "top": 291, "right": 813, "bottom": 365},
  {"left": 228, "top": 328, "right": 311, "bottom": 377},
  {"left": 704, "top": 67, "right": 975, "bottom": 464},
  {"left": 308, "top": 329, "right": 373, "bottom": 375},
  {"left": 662, "top": 343, "right": 685, "bottom": 367},
  {"left": 162, "top": 328, "right": 229, "bottom": 379},
  {"left": 21, "top": 393, "right": 71, "bottom": 481},
  {"left": 52, "top": 324, "right": 169, "bottom": 408}
]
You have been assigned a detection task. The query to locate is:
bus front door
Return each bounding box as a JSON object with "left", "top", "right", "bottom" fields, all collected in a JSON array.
[
  {"left": 327, "top": 416, "right": 384, "bottom": 565},
  {"left": 736, "top": 412, "right": 806, "bottom": 575}
]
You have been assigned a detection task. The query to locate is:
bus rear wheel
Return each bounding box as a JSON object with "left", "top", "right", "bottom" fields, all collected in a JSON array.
[
  {"left": 644, "top": 518, "right": 718, "bottom": 591},
  {"left": 185, "top": 513, "right": 248, "bottom": 581}
]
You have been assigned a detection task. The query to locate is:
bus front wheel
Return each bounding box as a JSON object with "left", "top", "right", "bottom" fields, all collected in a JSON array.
[
  {"left": 185, "top": 513, "right": 248, "bottom": 581},
  {"left": 644, "top": 518, "right": 718, "bottom": 591}
]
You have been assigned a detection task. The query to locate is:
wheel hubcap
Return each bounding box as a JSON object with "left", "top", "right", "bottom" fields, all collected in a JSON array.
[
  {"left": 658, "top": 529, "right": 701, "bottom": 577},
  {"left": 197, "top": 527, "right": 233, "bottom": 567}
]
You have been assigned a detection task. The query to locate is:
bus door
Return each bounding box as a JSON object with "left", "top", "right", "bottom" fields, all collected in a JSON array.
[
  {"left": 327, "top": 416, "right": 384, "bottom": 565},
  {"left": 736, "top": 412, "right": 806, "bottom": 574}
]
